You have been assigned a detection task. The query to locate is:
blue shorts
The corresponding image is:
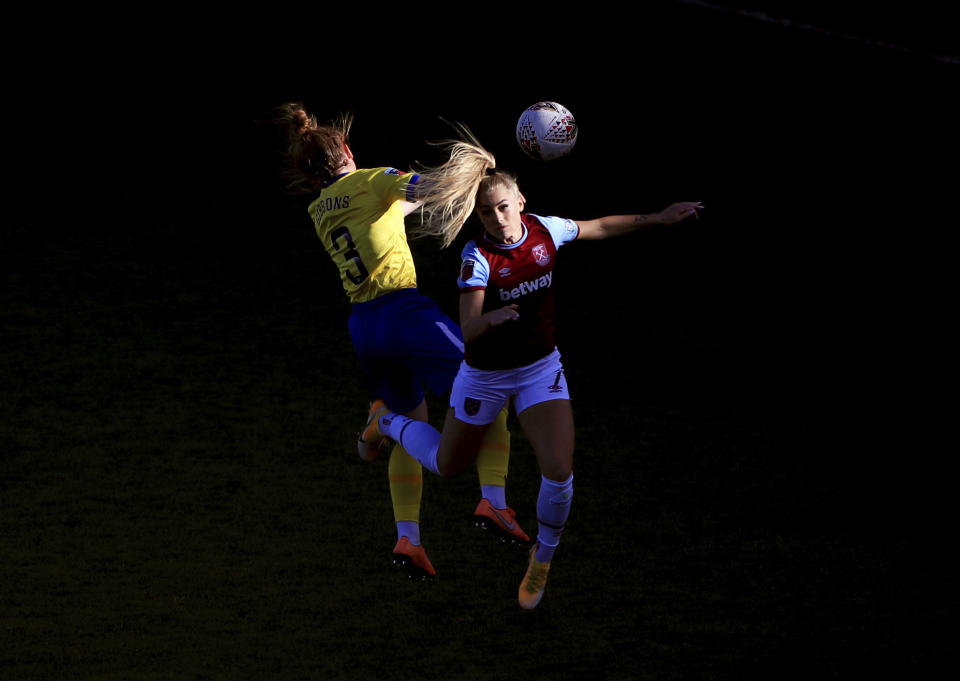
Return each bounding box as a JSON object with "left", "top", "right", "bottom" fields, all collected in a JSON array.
[{"left": 349, "top": 288, "right": 465, "bottom": 414}]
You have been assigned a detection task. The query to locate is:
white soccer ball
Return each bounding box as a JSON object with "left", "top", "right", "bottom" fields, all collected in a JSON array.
[{"left": 516, "top": 102, "right": 578, "bottom": 161}]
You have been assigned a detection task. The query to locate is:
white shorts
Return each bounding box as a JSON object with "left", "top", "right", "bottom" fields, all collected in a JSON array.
[{"left": 449, "top": 348, "right": 570, "bottom": 425}]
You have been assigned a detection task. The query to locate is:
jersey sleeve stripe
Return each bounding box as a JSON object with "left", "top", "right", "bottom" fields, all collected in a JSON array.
[{"left": 406, "top": 174, "right": 421, "bottom": 202}]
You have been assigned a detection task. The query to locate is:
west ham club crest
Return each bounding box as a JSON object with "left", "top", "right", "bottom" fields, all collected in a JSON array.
[
  {"left": 532, "top": 243, "right": 550, "bottom": 266},
  {"left": 464, "top": 397, "right": 481, "bottom": 416}
]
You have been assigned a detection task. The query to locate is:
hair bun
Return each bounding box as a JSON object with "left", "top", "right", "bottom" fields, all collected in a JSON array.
[{"left": 292, "top": 109, "right": 313, "bottom": 135}]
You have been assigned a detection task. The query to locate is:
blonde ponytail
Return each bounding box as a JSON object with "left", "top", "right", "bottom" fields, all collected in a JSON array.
[{"left": 410, "top": 125, "right": 496, "bottom": 248}]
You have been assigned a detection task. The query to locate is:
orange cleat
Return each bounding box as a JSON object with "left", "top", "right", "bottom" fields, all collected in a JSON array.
[
  {"left": 357, "top": 399, "right": 390, "bottom": 462},
  {"left": 473, "top": 498, "right": 531, "bottom": 545},
  {"left": 392, "top": 537, "right": 437, "bottom": 581}
]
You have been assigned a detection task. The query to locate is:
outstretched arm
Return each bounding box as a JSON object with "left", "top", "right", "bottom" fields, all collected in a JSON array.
[{"left": 575, "top": 202, "right": 703, "bottom": 240}]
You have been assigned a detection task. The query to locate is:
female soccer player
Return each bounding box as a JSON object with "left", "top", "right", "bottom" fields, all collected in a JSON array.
[
  {"left": 272, "top": 103, "right": 530, "bottom": 580},
  {"left": 362, "top": 139, "right": 702, "bottom": 607}
]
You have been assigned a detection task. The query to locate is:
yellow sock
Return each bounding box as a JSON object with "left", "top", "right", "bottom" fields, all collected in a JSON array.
[
  {"left": 389, "top": 444, "right": 423, "bottom": 524},
  {"left": 476, "top": 406, "right": 511, "bottom": 490}
]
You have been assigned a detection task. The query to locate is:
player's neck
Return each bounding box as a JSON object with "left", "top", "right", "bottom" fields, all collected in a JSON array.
[{"left": 487, "top": 223, "right": 524, "bottom": 245}]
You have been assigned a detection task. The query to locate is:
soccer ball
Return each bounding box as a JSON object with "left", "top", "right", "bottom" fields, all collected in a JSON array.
[{"left": 516, "top": 102, "right": 577, "bottom": 161}]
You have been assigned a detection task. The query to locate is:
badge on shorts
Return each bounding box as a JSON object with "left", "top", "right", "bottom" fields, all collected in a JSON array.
[
  {"left": 548, "top": 369, "right": 565, "bottom": 393},
  {"left": 464, "top": 397, "right": 481, "bottom": 416}
]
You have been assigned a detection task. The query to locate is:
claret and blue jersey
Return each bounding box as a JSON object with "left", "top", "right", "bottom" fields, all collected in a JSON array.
[{"left": 458, "top": 213, "right": 580, "bottom": 370}]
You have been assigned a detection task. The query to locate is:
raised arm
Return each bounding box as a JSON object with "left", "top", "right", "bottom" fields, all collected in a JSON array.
[{"left": 575, "top": 202, "right": 703, "bottom": 240}]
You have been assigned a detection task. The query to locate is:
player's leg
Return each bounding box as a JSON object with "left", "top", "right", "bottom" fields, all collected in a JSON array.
[
  {"left": 388, "top": 399, "right": 437, "bottom": 580},
  {"left": 515, "top": 398, "right": 574, "bottom": 609},
  {"left": 388, "top": 445, "right": 423, "bottom": 546},
  {"left": 377, "top": 405, "right": 487, "bottom": 476},
  {"left": 473, "top": 406, "right": 531, "bottom": 545},
  {"left": 351, "top": 294, "right": 440, "bottom": 579},
  {"left": 377, "top": 361, "right": 510, "bottom": 477},
  {"left": 512, "top": 350, "right": 575, "bottom": 609},
  {"left": 389, "top": 293, "right": 525, "bottom": 538},
  {"left": 389, "top": 445, "right": 437, "bottom": 579}
]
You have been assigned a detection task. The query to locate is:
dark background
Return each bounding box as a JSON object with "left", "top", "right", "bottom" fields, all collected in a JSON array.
[
  {"left": 4, "top": 2, "right": 957, "bottom": 679},
  {"left": 14, "top": 0, "right": 953, "bottom": 501}
]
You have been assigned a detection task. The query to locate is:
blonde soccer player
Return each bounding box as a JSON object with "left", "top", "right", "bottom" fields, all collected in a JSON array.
[{"left": 361, "top": 133, "right": 701, "bottom": 607}]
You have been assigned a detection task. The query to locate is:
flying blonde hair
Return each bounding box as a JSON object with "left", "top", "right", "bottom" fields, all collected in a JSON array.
[
  {"left": 273, "top": 110, "right": 514, "bottom": 246},
  {"left": 410, "top": 124, "right": 502, "bottom": 248}
]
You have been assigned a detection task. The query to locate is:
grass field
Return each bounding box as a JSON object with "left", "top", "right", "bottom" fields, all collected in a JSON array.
[{"left": 2, "top": 196, "right": 953, "bottom": 680}]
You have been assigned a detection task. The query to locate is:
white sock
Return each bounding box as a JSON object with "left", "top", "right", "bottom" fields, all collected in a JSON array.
[
  {"left": 396, "top": 521, "right": 421, "bottom": 546},
  {"left": 482, "top": 485, "right": 507, "bottom": 509},
  {"left": 380, "top": 414, "right": 441, "bottom": 475},
  {"left": 535, "top": 474, "right": 573, "bottom": 564}
]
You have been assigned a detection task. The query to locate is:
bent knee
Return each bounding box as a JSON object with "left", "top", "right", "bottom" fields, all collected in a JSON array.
[{"left": 541, "top": 463, "right": 573, "bottom": 483}]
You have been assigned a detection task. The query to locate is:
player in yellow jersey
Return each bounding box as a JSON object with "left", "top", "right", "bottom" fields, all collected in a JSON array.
[{"left": 272, "top": 103, "right": 529, "bottom": 580}]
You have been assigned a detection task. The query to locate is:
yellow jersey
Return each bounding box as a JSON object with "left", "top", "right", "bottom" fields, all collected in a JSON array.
[{"left": 308, "top": 167, "right": 420, "bottom": 303}]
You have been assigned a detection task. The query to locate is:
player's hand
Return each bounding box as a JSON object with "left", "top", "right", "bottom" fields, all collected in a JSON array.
[
  {"left": 658, "top": 202, "right": 703, "bottom": 224},
  {"left": 486, "top": 304, "right": 520, "bottom": 327}
]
